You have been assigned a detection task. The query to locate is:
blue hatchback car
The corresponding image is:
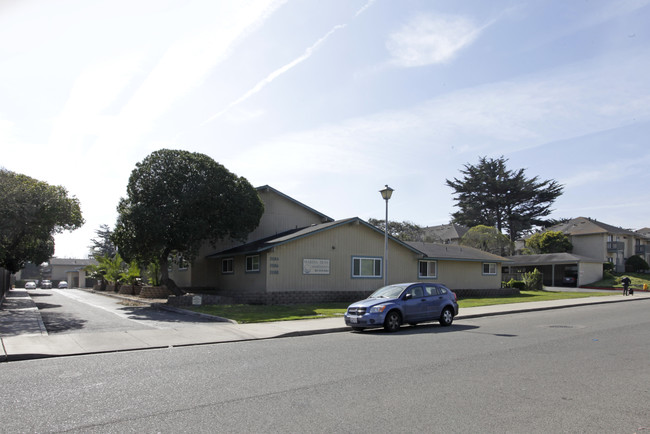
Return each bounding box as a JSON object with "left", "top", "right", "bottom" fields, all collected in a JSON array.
[{"left": 344, "top": 282, "right": 459, "bottom": 332}]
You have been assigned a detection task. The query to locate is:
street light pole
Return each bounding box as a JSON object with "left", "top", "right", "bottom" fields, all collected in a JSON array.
[{"left": 380, "top": 185, "right": 394, "bottom": 286}]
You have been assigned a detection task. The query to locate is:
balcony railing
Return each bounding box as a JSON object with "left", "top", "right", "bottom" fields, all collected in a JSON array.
[
  {"left": 607, "top": 241, "right": 624, "bottom": 252},
  {"left": 636, "top": 245, "right": 647, "bottom": 255}
]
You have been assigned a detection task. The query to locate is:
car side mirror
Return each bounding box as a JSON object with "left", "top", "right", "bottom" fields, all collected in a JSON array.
[{"left": 404, "top": 293, "right": 412, "bottom": 300}]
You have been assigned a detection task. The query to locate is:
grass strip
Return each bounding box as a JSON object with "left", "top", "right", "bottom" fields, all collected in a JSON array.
[{"left": 186, "top": 290, "right": 616, "bottom": 323}]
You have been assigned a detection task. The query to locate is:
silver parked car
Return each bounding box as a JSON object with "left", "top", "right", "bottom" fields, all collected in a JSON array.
[
  {"left": 58, "top": 281, "right": 68, "bottom": 289},
  {"left": 25, "top": 281, "right": 37, "bottom": 289},
  {"left": 41, "top": 280, "right": 52, "bottom": 289},
  {"left": 344, "top": 282, "right": 459, "bottom": 332}
]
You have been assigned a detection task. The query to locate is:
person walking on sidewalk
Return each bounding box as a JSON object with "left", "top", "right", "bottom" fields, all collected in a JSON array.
[{"left": 622, "top": 276, "right": 631, "bottom": 296}]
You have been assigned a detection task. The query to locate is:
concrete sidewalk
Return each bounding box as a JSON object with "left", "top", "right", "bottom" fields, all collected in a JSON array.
[{"left": 2, "top": 287, "right": 649, "bottom": 362}]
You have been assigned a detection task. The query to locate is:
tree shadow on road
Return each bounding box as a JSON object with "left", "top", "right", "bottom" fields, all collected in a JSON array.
[{"left": 39, "top": 312, "right": 87, "bottom": 333}]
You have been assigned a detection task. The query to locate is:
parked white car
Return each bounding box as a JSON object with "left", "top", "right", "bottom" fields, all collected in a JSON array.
[
  {"left": 25, "top": 281, "right": 37, "bottom": 289},
  {"left": 58, "top": 281, "right": 68, "bottom": 289}
]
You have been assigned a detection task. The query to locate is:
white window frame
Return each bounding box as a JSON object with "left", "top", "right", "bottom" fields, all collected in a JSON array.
[
  {"left": 418, "top": 260, "right": 437, "bottom": 279},
  {"left": 352, "top": 256, "right": 382, "bottom": 279},
  {"left": 482, "top": 262, "right": 497, "bottom": 276},
  {"left": 246, "top": 255, "right": 260, "bottom": 273},
  {"left": 222, "top": 258, "right": 234, "bottom": 274}
]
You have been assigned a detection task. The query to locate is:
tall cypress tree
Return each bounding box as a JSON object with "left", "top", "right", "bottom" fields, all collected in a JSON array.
[{"left": 445, "top": 156, "right": 563, "bottom": 242}]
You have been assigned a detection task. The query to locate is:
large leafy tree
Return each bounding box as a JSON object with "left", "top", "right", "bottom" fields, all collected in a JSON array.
[
  {"left": 445, "top": 156, "right": 563, "bottom": 242},
  {"left": 113, "top": 149, "right": 264, "bottom": 296},
  {"left": 525, "top": 230, "right": 572, "bottom": 254},
  {"left": 0, "top": 168, "right": 84, "bottom": 273}
]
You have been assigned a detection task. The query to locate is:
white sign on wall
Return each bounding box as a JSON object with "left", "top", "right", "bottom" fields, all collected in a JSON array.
[{"left": 303, "top": 259, "right": 330, "bottom": 275}]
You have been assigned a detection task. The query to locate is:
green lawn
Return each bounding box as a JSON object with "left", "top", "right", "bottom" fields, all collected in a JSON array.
[
  {"left": 584, "top": 272, "right": 650, "bottom": 290},
  {"left": 186, "top": 289, "right": 616, "bottom": 323},
  {"left": 457, "top": 290, "right": 613, "bottom": 308},
  {"left": 187, "top": 303, "right": 349, "bottom": 323}
]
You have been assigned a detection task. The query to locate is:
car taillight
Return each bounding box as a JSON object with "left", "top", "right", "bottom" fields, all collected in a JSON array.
[{"left": 453, "top": 292, "right": 457, "bottom": 301}]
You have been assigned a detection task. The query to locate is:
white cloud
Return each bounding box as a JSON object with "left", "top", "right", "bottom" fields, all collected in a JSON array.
[
  {"left": 386, "top": 13, "right": 486, "bottom": 67},
  {"left": 229, "top": 47, "right": 650, "bottom": 189}
]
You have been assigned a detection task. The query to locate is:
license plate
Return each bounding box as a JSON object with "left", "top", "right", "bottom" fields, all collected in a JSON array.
[{"left": 350, "top": 316, "right": 358, "bottom": 324}]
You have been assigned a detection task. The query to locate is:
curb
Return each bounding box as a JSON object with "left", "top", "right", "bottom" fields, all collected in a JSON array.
[
  {"left": 456, "top": 294, "right": 650, "bottom": 320},
  {"left": 152, "top": 303, "right": 237, "bottom": 324}
]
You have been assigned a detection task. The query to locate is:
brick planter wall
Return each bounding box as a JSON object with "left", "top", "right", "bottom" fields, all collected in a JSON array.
[
  {"left": 140, "top": 286, "right": 172, "bottom": 299},
  {"left": 118, "top": 285, "right": 134, "bottom": 295}
]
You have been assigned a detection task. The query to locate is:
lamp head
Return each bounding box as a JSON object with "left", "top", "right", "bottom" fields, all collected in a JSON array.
[{"left": 380, "top": 185, "right": 394, "bottom": 201}]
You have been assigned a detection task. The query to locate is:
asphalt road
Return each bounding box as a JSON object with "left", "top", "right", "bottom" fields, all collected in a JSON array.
[
  {"left": 29, "top": 288, "right": 219, "bottom": 334},
  {"left": 1, "top": 300, "right": 648, "bottom": 433}
]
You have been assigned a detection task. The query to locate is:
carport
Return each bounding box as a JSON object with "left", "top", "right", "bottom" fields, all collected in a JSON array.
[{"left": 503, "top": 253, "right": 604, "bottom": 287}]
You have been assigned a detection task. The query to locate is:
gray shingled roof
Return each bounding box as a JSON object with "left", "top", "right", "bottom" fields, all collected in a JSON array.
[
  {"left": 406, "top": 242, "right": 510, "bottom": 262},
  {"left": 505, "top": 252, "right": 603, "bottom": 265},
  {"left": 421, "top": 223, "right": 469, "bottom": 242},
  {"left": 547, "top": 217, "right": 637, "bottom": 237},
  {"left": 207, "top": 218, "right": 422, "bottom": 258}
]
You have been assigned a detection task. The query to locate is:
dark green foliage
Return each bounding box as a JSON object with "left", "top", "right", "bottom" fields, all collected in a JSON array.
[
  {"left": 525, "top": 230, "right": 572, "bottom": 254},
  {"left": 89, "top": 224, "right": 117, "bottom": 258},
  {"left": 504, "top": 279, "right": 526, "bottom": 290},
  {"left": 113, "top": 149, "right": 264, "bottom": 295},
  {"left": 0, "top": 168, "right": 84, "bottom": 273},
  {"left": 445, "top": 156, "right": 563, "bottom": 242},
  {"left": 625, "top": 255, "right": 649, "bottom": 272}
]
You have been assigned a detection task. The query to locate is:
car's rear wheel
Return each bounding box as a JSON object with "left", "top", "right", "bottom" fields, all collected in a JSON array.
[
  {"left": 384, "top": 310, "right": 402, "bottom": 332},
  {"left": 439, "top": 307, "right": 454, "bottom": 326}
]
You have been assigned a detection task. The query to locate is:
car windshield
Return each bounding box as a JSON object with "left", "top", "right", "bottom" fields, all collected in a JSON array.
[{"left": 369, "top": 284, "right": 408, "bottom": 299}]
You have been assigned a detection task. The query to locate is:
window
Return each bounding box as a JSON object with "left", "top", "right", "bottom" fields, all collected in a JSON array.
[
  {"left": 222, "top": 258, "right": 233, "bottom": 274},
  {"left": 418, "top": 260, "right": 437, "bottom": 278},
  {"left": 178, "top": 256, "right": 189, "bottom": 271},
  {"left": 483, "top": 262, "right": 497, "bottom": 275},
  {"left": 352, "top": 257, "right": 382, "bottom": 278},
  {"left": 246, "top": 255, "right": 260, "bottom": 273}
]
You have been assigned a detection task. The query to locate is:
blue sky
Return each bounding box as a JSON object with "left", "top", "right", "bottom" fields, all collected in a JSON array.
[{"left": 2, "top": 0, "right": 649, "bottom": 258}]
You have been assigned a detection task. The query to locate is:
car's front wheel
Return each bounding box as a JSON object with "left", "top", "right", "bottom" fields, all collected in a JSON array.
[
  {"left": 439, "top": 307, "right": 454, "bottom": 326},
  {"left": 384, "top": 310, "right": 402, "bottom": 332}
]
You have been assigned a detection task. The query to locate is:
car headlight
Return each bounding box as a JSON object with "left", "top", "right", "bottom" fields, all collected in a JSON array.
[{"left": 369, "top": 305, "right": 387, "bottom": 313}]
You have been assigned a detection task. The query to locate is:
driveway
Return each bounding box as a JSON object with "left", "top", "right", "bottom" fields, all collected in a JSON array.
[{"left": 29, "top": 288, "right": 221, "bottom": 334}]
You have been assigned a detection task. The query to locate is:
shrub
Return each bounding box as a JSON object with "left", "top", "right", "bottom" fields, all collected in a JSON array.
[
  {"left": 505, "top": 279, "right": 526, "bottom": 291},
  {"left": 603, "top": 262, "right": 614, "bottom": 272},
  {"left": 626, "top": 255, "right": 649, "bottom": 273},
  {"left": 523, "top": 268, "right": 543, "bottom": 291}
]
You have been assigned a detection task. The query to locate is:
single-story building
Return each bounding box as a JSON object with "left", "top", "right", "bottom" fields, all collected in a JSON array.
[
  {"left": 169, "top": 186, "right": 512, "bottom": 303},
  {"left": 503, "top": 252, "right": 604, "bottom": 287},
  {"left": 45, "top": 258, "right": 97, "bottom": 288}
]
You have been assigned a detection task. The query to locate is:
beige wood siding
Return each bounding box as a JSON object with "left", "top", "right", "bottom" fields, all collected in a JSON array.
[
  {"left": 248, "top": 189, "right": 328, "bottom": 241},
  {"left": 265, "top": 222, "right": 419, "bottom": 293},
  {"left": 435, "top": 260, "right": 502, "bottom": 290}
]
